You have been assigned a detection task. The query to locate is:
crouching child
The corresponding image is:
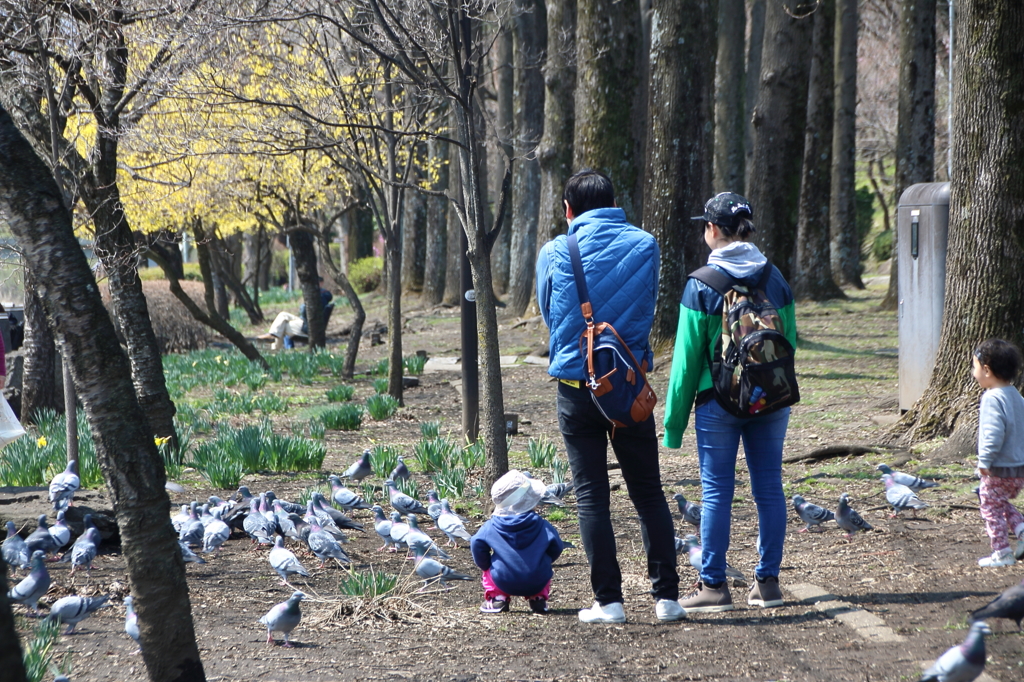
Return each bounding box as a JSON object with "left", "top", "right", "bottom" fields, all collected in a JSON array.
[{"left": 470, "top": 470, "right": 564, "bottom": 614}]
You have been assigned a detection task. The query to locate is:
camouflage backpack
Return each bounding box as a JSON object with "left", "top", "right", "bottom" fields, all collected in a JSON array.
[{"left": 688, "top": 263, "right": 799, "bottom": 418}]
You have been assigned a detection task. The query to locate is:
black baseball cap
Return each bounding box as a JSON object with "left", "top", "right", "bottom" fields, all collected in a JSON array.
[{"left": 691, "top": 192, "right": 753, "bottom": 228}]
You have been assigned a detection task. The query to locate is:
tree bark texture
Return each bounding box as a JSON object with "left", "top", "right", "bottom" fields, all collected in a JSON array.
[
  {"left": 573, "top": 0, "right": 643, "bottom": 221},
  {"left": 444, "top": 144, "right": 464, "bottom": 306},
  {"left": 793, "top": 0, "right": 845, "bottom": 301},
  {"left": 402, "top": 165, "right": 428, "bottom": 293},
  {"left": 828, "top": 0, "right": 862, "bottom": 288},
  {"left": 290, "top": 228, "right": 326, "bottom": 350},
  {"left": 747, "top": 0, "right": 814, "bottom": 280},
  {"left": 21, "top": 269, "right": 60, "bottom": 421},
  {"left": 744, "top": 0, "right": 766, "bottom": 191},
  {"left": 893, "top": 0, "right": 1024, "bottom": 453},
  {"left": 386, "top": 237, "right": 405, "bottom": 403},
  {"left": 0, "top": 106, "right": 205, "bottom": 682},
  {"left": 0, "top": 558, "right": 27, "bottom": 682},
  {"left": 537, "top": 0, "right": 577, "bottom": 249},
  {"left": 714, "top": 0, "right": 747, "bottom": 194},
  {"left": 885, "top": 0, "right": 937, "bottom": 310},
  {"left": 508, "top": 0, "right": 547, "bottom": 318},
  {"left": 423, "top": 136, "right": 450, "bottom": 305},
  {"left": 492, "top": 23, "right": 515, "bottom": 295},
  {"left": 643, "top": 0, "right": 718, "bottom": 346},
  {"left": 317, "top": 237, "right": 365, "bottom": 380}
]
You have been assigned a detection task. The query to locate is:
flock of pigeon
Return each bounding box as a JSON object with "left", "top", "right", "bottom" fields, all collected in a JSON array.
[{"left": 4, "top": 451, "right": 1022, "bottom": 680}]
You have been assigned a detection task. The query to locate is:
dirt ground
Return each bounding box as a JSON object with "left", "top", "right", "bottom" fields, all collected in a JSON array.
[{"left": 7, "top": 278, "right": 1024, "bottom": 682}]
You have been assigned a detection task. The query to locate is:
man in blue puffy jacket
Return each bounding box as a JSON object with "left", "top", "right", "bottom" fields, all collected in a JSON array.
[{"left": 535, "top": 170, "right": 683, "bottom": 624}]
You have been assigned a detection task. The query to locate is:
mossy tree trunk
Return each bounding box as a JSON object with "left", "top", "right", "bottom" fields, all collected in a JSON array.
[
  {"left": 643, "top": 0, "right": 717, "bottom": 346},
  {"left": 892, "top": 0, "right": 1024, "bottom": 457},
  {"left": 21, "top": 269, "right": 60, "bottom": 422},
  {"left": 713, "top": 0, "right": 747, "bottom": 194}
]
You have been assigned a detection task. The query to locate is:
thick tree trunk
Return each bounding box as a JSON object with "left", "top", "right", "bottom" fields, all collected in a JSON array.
[
  {"left": 508, "top": 0, "right": 546, "bottom": 318},
  {"left": 0, "top": 105, "right": 205, "bottom": 682},
  {"left": 643, "top": 0, "right": 717, "bottom": 346},
  {"left": 317, "top": 237, "right": 365, "bottom": 380},
  {"left": 443, "top": 147, "right": 464, "bottom": 306},
  {"left": 744, "top": 0, "right": 766, "bottom": 191},
  {"left": 0, "top": 558, "right": 27, "bottom": 682},
  {"left": 885, "top": 0, "right": 937, "bottom": 310},
  {"left": 714, "top": 0, "right": 746, "bottom": 194},
  {"left": 492, "top": 22, "right": 515, "bottom": 295},
  {"left": 893, "top": 0, "right": 1024, "bottom": 456},
  {"left": 21, "top": 270, "right": 60, "bottom": 422},
  {"left": 747, "top": 0, "right": 814, "bottom": 279},
  {"left": 793, "top": 0, "right": 845, "bottom": 301},
  {"left": 423, "top": 136, "right": 450, "bottom": 305},
  {"left": 829, "top": 0, "right": 863, "bottom": 289},
  {"left": 573, "top": 0, "right": 643, "bottom": 221},
  {"left": 290, "top": 229, "right": 326, "bottom": 350},
  {"left": 537, "top": 0, "right": 576, "bottom": 248},
  {"left": 401, "top": 168, "right": 427, "bottom": 293},
  {"left": 386, "top": 239, "right": 405, "bottom": 403}
]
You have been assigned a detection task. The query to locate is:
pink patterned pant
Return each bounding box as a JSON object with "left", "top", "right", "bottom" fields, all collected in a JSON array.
[
  {"left": 979, "top": 475, "right": 1024, "bottom": 552},
  {"left": 481, "top": 569, "right": 551, "bottom": 602}
]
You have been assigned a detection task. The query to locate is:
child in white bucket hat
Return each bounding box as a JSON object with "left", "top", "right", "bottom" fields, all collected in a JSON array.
[{"left": 470, "top": 470, "right": 564, "bottom": 613}]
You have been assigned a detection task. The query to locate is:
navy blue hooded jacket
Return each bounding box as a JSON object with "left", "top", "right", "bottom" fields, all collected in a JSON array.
[{"left": 470, "top": 512, "right": 564, "bottom": 596}]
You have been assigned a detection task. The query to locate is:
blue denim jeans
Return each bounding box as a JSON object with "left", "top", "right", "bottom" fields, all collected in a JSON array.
[{"left": 694, "top": 398, "right": 790, "bottom": 584}]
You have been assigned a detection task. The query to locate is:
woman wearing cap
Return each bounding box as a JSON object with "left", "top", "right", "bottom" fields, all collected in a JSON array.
[
  {"left": 470, "top": 470, "right": 565, "bottom": 614},
  {"left": 662, "top": 192, "right": 797, "bottom": 613}
]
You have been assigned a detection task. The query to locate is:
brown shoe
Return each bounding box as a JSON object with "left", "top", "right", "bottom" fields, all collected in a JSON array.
[
  {"left": 679, "top": 581, "right": 734, "bottom": 613},
  {"left": 747, "top": 576, "right": 784, "bottom": 608}
]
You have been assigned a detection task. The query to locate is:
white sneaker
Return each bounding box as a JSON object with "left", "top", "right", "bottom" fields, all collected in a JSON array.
[
  {"left": 655, "top": 599, "right": 686, "bottom": 622},
  {"left": 978, "top": 549, "right": 1016, "bottom": 567},
  {"left": 578, "top": 601, "right": 626, "bottom": 623}
]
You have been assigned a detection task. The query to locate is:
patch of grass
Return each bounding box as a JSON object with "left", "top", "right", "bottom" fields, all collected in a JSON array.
[
  {"left": 546, "top": 508, "right": 567, "bottom": 522},
  {"left": 308, "top": 417, "right": 326, "bottom": 440},
  {"left": 527, "top": 437, "right": 557, "bottom": 468},
  {"left": 414, "top": 437, "right": 459, "bottom": 473},
  {"left": 190, "top": 446, "right": 245, "bottom": 489},
  {"left": 368, "top": 444, "right": 401, "bottom": 479},
  {"left": 372, "top": 377, "right": 389, "bottom": 395},
  {"left": 460, "top": 439, "right": 486, "bottom": 469},
  {"left": 360, "top": 482, "right": 379, "bottom": 505},
  {"left": 319, "top": 405, "right": 364, "bottom": 431},
  {"left": 370, "top": 359, "right": 389, "bottom": 376},
  {"left": 420, "top": 420, "right": 441, "bottom": 438},
  {"left": 186, "top": 419, "right": 325, "bottom": 487},
  {"left": 326, "top": 384, "right": 356, "bottom": 402},
  {"left": 403, "top": 354, "right": 426, "bottom": 375},
  {"left": 0, "top": 409, "right": 104, "bottom": 489},
  {"left": 396, "top": 476, "right": 419, "bottom": 501},
  {"left": 339, "top": 568, "right": 399, "bottom": 598},
  {"left": 22, "top": 617, "right": 70, "bottom": 682},
  {"left": 432, "top": 466, "right": 467, "bottom": 500},
  {"left": 551, "top": 456, "right": 569, "bottom": 484},
  {"left": 943, "top": 614, "right": 969, "bottom": 631},
  {"left": 298, "top": 484, "right": 332, "bottom": 506},
  {"left": 366, "top": 394, "right": 399, "bottom": 420}
]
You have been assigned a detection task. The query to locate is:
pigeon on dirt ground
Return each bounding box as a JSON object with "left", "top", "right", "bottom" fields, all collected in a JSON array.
[
  {"left": 68, "top": 527, "right": 101, "bottom": 574},
  {"left": 876, "top": 464, "right": 939, "bottom": 491},
  {"left": 673, "top": 493, "right": 702, "bottom": 528},
  {"left": 8, "top": 550, "right": 51, "bottom": 616},
  {"left": 180, "top": 541, "right": 206, "bottom": 565},
  {"left": 792, "top": 495, "right": 835, "bottom": 532},
  {"left": 3, "top": 520, "right": 29, "bottom": 570},
  {"left": 179, "top": 502, "right": 205, "bottom": 547},
  {"left": 917, "top": 620, "right": 990, "bottom": 682},
  {"left": 26, "top": 516, "right": 59, "bottom": 558},
  {"left": 259, "top": 591, "right": 304, "bottom": 647},
  {"left": 389, "top": 512, "right": 411, "bottom": 551},
  {"left": 203, "top": 508, "right": 231, "bottom": 553},
  {"left": 44, "top": 594, "right": 109, "bottom": 634},
  {"left": 881, "top": 474, "right": 929, "bottom": 518},
  {"left": 384, "top": 479, "right": 429, "bottom": 516},
  {"left": 171, "top": 505, "right": 190, "bottom": 534},
  {"left": 223, "top": 486, "right": 254, "bottom": 528},
  {"left": 836, "top": 493, "right": 873, "bottom": 539},
  {"left": 49, "top": 460, "right": 80, "bottom": 512},
  {"left": 390, "top": 456, "right": 411, "bottom": 482},
  {"left": 411, "top": 545, "right": 472, "bottom": 589},
  {"left": 48, "top": 511, "right": 71, "bottom": 554},
  {"left": 312, "top": 492, "right": 364, "bottom": 532},
  {"left": 340, "top": 450, "right": 373, "bottom": 483},
  {"left": 243, "top": 498, "right": 274, "bottom": 545},
  {"left": 304, "top": 500, "right": 348, "bottom": 543},
  {"left": 124, "top": 596, "right": 141, "bottom": 652},
  {"left": 677, "top": 535, "right": 745, "bottom": 582},
  {"left": 426, "top": 490, "right": 443, "bottom": 526},
  {"left": 269, "top": 535, "right": 310, "bottom": 586},
  {"left": 264, "top": 491, "right": 305, "bottom": 516},
  {"left": 306, "top": 519, "right": 351, "bottom": 567},
  {"left": 405, "top": 515, "right": 451, "bottom": 560},
  {"left": 371, "top": 505, "right": 396, "bottom": 552},
  {"left": 327, "top": 475, "right": 371, "bottom": 510},
  {"left": 970, "top": 578, "right": 1024, "bottom": 629},
  {"left": 438, "top": 500, "right": 472, "bottom": 547}
]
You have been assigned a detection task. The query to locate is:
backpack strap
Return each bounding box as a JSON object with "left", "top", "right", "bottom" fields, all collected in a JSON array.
[
  {"left": 756, "top": 261, "right": 774, "bottom": 290},
  {"left": 566, "top": 233, "right": 594, "bottom": 322},
  {"left": 688, "top": 265, "right": 734, "bottom": 295}
]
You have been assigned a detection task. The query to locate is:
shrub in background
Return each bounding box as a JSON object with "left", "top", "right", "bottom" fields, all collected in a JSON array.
[{"left": 348, "top": 256, "right": 383, "bottom": 293}]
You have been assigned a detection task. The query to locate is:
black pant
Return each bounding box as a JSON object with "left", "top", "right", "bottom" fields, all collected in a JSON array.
[{"left": 557, "top": 382, "right": 679, "bottom": 605}]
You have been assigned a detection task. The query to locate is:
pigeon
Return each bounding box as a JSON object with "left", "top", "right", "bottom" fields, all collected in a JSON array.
[
  {"left": 243, "top": 498, "right": 274, "bottom": 545},
  {"left": 389, "top": 512, "right": 411, "bottom": 550},
  {"left": 68, "top": 528, "right": 100, "bottom": 574},
  {"left": 312, "top": 492, "right": 364, "bottom": 531},
  {"left": 792, "top": 495, "right": 835, "bottom": 532},
  {"left": 171, "top": 505, "right": 190, "bottom": 534},
  {"left": 8, "top": 550, "right": 51, "bottom": 615},
  {"left": 426, "top": 490, "right": 443, "bottom": 526},
  {"left": 26, "top": 515, "right": 60, "bottom": 557},
  {"left": 269, "top": 535, "right": 310, "bottom": 586},
  {"left": 3, "top": 521, "right": 29, "bottom": 570},
  {"left": 836, "top": 493, "right": 873, "bottom": 539},
  {"left": 545, "top": 481, "right": 575, "bottom": 503},
  {"left": 259, "top": 591, "right": 304, "bottom": 648},
  {"left": 877, "top": 464, "right": 939, "bottom": 492},
  {"left": 48, "top": 460, "right": 80, "bottom": 511},
  {"left": 673, "top": 492, "right": 702, "bottom": 528},
  {"left": 438, "top": 500, "right": 472, "bottom": 547},
  {"left": 264, "top": 491, "right": 305, "bottom": 516},
  {"left": 44, "top": 594, "right": 109, "bottom": 634},
  {"left": 124, "top": 596, "right": 141, "bottom": 651},
  {"left": 340, "top": 450, "right": 373, "bottom": 483},
  {"left": 405, "top": 515, "right": 451, "bottom": 559},
  {"left": 305, "top": 500, "right": 348, "bottom": 543},
  {"left": 198, "top": 504, "right": 216, "bottom": 528},
  {"left": 390, "top": 456, "right": 411, "bottom": 482},
  {"left": 882, "top": 474, "right": 929, "bottom": 517},
  {"left": 327, "top": 475, "right": 372, "bottom": 510},
  {"left": 970, "top": 578, "right": 1024, "bottom": 629},
  {"left": 202, "top": 508, "right": 231, "bottom": 553},
  {"left": 384, "top": 479, "right": 429, "bottom": 515},
  {"left": 522, "top": 471, "right": 566, "bottom": 506},
  {"left": 179, "top": 541, "right": 206, "bottom": 565},
  {"left": 179, "top": 502, "right": 205, "bottom": 547},
  {"left": 371, "top": 505, "right": 396, "bottom": 552},
  {"left": 306, "top": 519, "right": 351, "bottom": 567},
  {"left": 224, "top": 486, "right": 254, "bottom": 526},
  {"left": 411, "top": 545, "right": 472, "bottom": 589},
  {"left": 677, "top": 535, "right": 745, "bottom": 582},
  {"left": 272, "top": 500, "right": 299, "bottom": 537},
  {"left": 917, "top": 621, "right": 990, "bottom": 682},
  {"left": 48, "top": 511, "right": 72, "bottom": 553}
]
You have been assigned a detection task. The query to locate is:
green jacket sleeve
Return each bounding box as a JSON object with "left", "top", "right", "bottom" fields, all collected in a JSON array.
[{"left": 663, "top": 304, "right": 713, "bottom": 448}]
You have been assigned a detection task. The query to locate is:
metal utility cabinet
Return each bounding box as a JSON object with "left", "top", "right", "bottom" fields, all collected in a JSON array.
[{"left": 898, "top": 182, "right": 950, "bottom": 412}]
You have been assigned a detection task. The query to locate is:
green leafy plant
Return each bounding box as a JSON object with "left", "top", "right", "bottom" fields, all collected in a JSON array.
[
  {"left": 298, "top": 484, "right": 332, "bottom": 506},
  {"left": 414, "top": 437, "right": 458, "bottom": 473},
  {"left": 190, "top": 443, "right": 245, "bottom": 489},
  {"left": 403, "top": 354, "right": 426, "bottom": 375},
  {"left": 395, "top": 476, "right": 419, "bottom": 501},
  {"left": 339, "top": 567, "right": 398, "bottom": 597},
  {"left": 546, "top": 508, "right": 567, "bottom": 522},
  {"left": 308, "top": 417, "right": 326, "bottom": 440},
  {"left": 368, "top": 444, "right": 401, "bottom": 479},
  {"left": 22, "top": 617, "right": 69, "bottom": 682},
  {"left": 326, "top": 384, "right": 356, "bottom": 402},
  {"left": 370, "top": 358, "right": 389, "bottom": 376},
  {"left": 527, "top": 437, "right": 558, "bottom": 469},
  {"left": 460, "top": 439, "right": 486, "bottom": 469},
  {"left": 366, "top": 394, "right": 399, "bottom": 420},
  {"left": 432, "top": 466, "right": 467, "bottom": 500},
  {"left": 551, "top": 456, "right": 569, "bottom": 484},
  {"left": 360, "top": 482, "right": 378, "bottom": 505},
  {"left": 348, "top": 256, "right": 383, "bottom": 294},
  {"left": 319, "top": 405, "right": 364, "bottom": 431},
  {"left": 372, "top": 377, "right": 389, "bottom": 395},
  {"left": 420, "top": 420, "right": 441, "bottom": 438}
]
